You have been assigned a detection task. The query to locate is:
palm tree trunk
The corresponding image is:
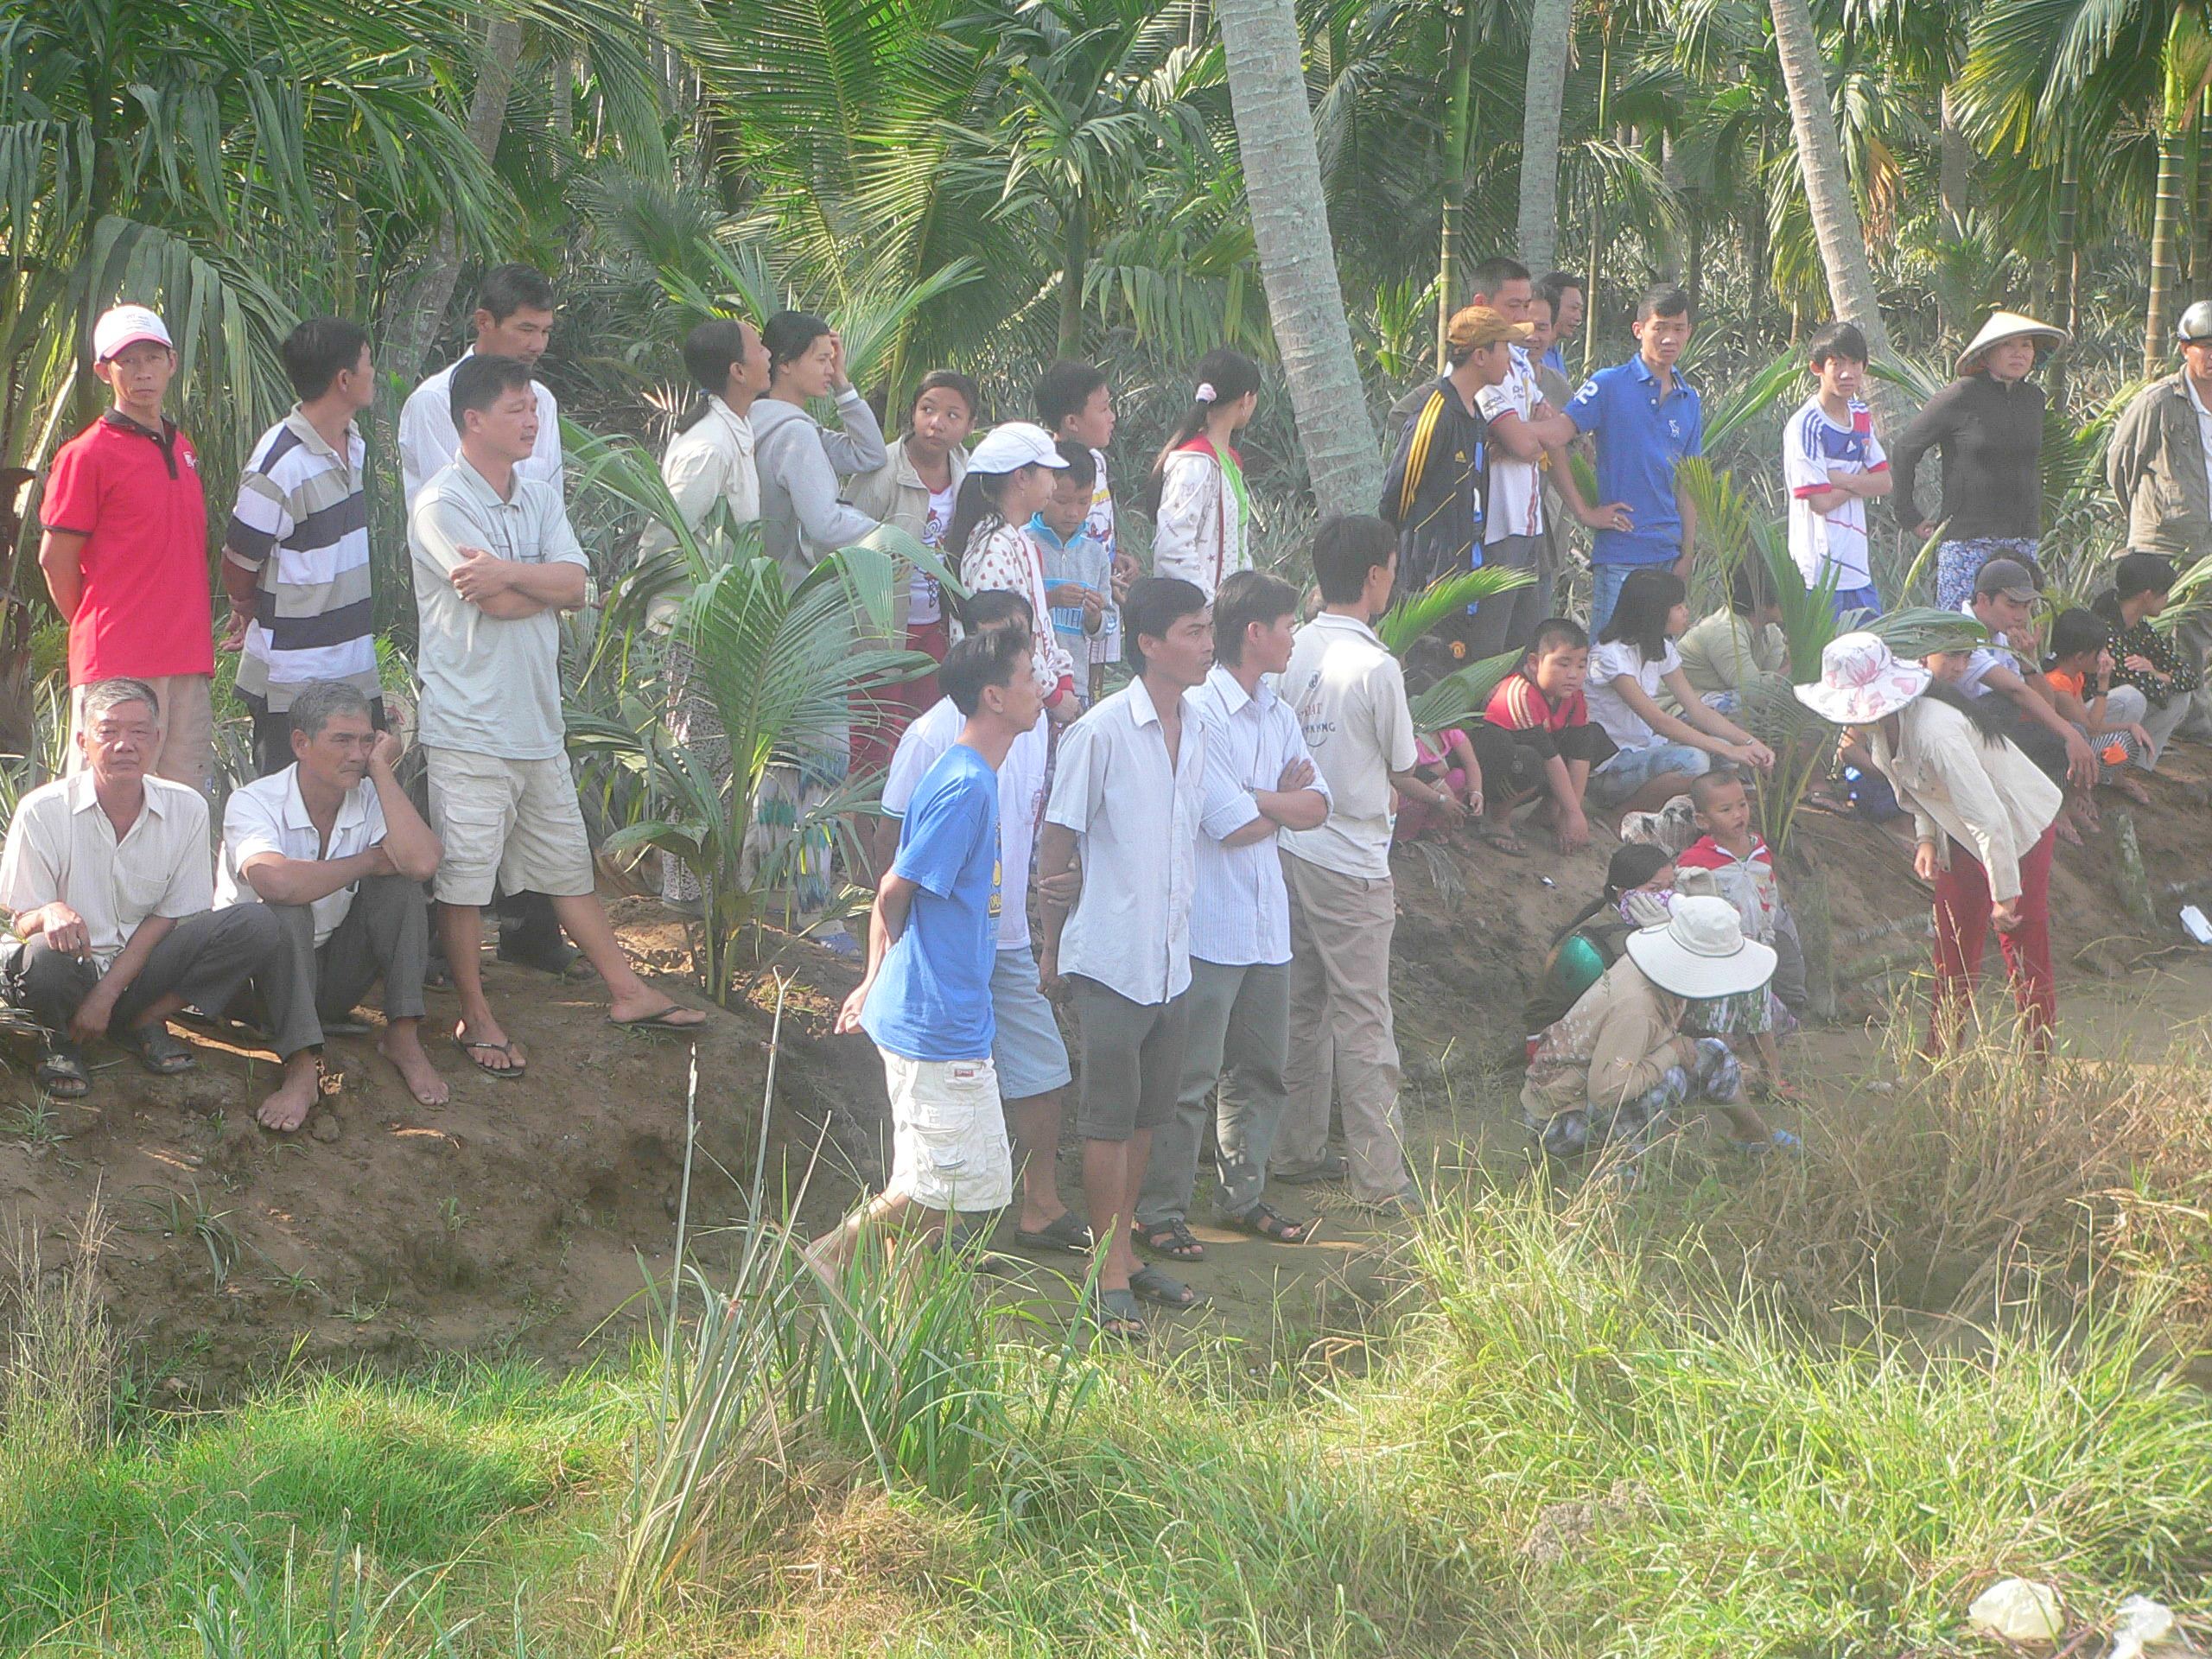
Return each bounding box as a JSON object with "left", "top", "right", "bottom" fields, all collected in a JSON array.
[
  {"left": 2194, "top": 92, "right": 2212, "bottom": 296},
  {"left": 1058, "top": 197, "right": 1090, "bottom": 359},
  {"left": 1766, "top": 0, "right": 1911, "bottom": 440},
  {"left": 382, "top": 16, "right": 524, "bottom": 389},
  {"left": 1580, "top": 15, "right": 1613, "bottom": 379},
  {"left": 2051, "top": 137, "right": 2079, "bottom": 410},
  {"left": 2145, "top": 120, "right": 2186, "bottom": 378},
  {"left": 1516, "top": 0, "right": 1574, "bottom": 274},
  {"left": 1436, "top": 0, "right": 1473, "bottom": 370},
  {"left": 1214, "top": 0, "right": 1379, "bottom": 519},
  {"left": 1938, "top": 86, "right": 1969, "bottom": 227}
]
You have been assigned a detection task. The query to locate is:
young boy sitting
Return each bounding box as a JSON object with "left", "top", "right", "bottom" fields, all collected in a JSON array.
[
  {"left": 2039, "top": 607, "right": 2154, "bottom": 804},
  {"left": 1030, "top": 441, "right": 1117, "bottom": 709},
  {"left": 1475, "top": 616, "right": 1615, "bottom": 853},
  {"left": 1783, "top": 321, "right": 1891, "bottom": 620},
  {"left": 1673, "top": 769, "right": 1808, "bottom": 1096}
]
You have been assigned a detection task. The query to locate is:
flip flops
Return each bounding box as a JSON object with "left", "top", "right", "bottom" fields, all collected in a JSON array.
[
  {"left": 118, "top": 1021, "right": 194, "bottom": 1076},
  {"left": 1014, "top": 1212, "right": 1095, "bottom": 1255},
  {"left": 609, "top": 1006, "right": 708, "bottom": 1033},
  {"left": 35, "top": 1045, "right": 88, "bottom": 1099},
  {"left": 1085, "top": 1286, "right": 1145, "bottom": 1341},
  {"left": 453, "top": 1035, "right": 526, "bottom": 1080}
]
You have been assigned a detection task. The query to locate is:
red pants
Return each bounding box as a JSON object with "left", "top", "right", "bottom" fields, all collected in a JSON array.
[
  {"left": 1929, "top": 827, "right": 2056, "bottom": 1053},
  {"left": 849, "top": 617, "right": 950, "bottom": 777}
]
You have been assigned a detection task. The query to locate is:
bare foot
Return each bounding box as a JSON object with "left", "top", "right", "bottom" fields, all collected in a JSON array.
[
  {"left": 257, "top": 1057, "right": 321, "bottom": 1133},
  {"left": 378, "top": 1025, "right": 449, "bottom": 1106},
  {"left": 455, "top": 1018, "right": 526, "bottom": 1077},
  {"left": 2104, "top": 774, "right": 2153, "bottom": 806}
]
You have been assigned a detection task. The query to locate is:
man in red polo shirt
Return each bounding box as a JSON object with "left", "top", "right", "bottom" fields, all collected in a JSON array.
[{"left": 38, "top": 305, "right": 216, "bottom": 795}]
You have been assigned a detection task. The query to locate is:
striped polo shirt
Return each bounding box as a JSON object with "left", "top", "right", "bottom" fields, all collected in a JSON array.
[{"left": 223, "top": 409, "right": 378, "bottom": 709}]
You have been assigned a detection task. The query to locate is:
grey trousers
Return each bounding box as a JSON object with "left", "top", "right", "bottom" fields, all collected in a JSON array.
[
  {"left": 1277, "top": 853, "right": 1410, "bottom": 1204},
  {"left": 256, "top": 874, "right": 430, "bottom": 1057},
  {"left": 2139, "top": 685, "right": 2196, "bottom": 764},
  {"left": 2175, "top": 615, "right": 2212, "bottom": 743},
  {"left": 0, "top": 906, "right": 283, "bottom": 1048},
  {"left": 1464, "top": 533, "right": 1547, "bottom": 662},
  {"left": 1136, "top": 957, "right": 1291, "bottom": 1227}
]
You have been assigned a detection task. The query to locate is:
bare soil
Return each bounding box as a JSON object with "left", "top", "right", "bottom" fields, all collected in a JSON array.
[{"left": 4, "top": 749, "right": 2209, "bottom": 1394}]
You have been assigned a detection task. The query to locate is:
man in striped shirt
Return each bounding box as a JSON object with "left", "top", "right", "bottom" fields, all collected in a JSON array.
[{"left": 222, "top": 318, "right": 385, "bottom": 777}]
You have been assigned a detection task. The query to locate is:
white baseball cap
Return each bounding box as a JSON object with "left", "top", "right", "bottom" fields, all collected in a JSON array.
[
  {"left": 92, "top": 304, "right": 173, "bottom": 363},
  {"left": 967, "top": 421, "right": 1069, "bottom": 475}
]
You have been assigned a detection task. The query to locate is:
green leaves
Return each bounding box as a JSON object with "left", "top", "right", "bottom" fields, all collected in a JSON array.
[{"left": 1375, "top": 565, "right": 1536, "bottom": 655}]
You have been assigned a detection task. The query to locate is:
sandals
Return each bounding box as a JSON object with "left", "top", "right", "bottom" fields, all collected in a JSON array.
[
  {"left": 1084, "top": 1286, "right": 1145, "bottom": 1341},
  {"left": 1014, "top": 1212, "right": 1095, "bottom": 1255},
  {"left": 1221, "top": 1201, "right": 1312, "bottom": 1244},
  {"left": 36, "top": 1045, "right": 88, "bottom": 1099},
  {"left": 118, "top": 1021, "right": 194, "bottom": 1077},
  {"left": 453, "top": 1035, "right": 527, "bottom": 1080},
  {"left": 1129, "top": 1265, "right": 1202, "bottom": 1310},
  {"left": 609, "top": 1004, "right": 708, "bottom": 1033},
  {"left": 1140, "top": 1218, "right": 1206, "bottom": 1262}
]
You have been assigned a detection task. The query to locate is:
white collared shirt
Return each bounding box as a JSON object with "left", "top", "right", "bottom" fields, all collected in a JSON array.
[
  {"left": 648, "top": 396, "right": 759, "bottom": 547},
  {"left": 409, "top": 454, "right": 590, "bottom": 760},
  {"left": 0, "top": 774, "right": 212, "bottom": 968},
  {"left": 1277, "top": 612, "right": 1418, "bottom": 880},
  {"left": 1190, "top": 664, "right": 1328, "bottom": 967},
  {"left": 2187, "top": 374, "right": 2212, "bottom": 516},
  {"left": 397, "top": 349, "right": 564, "bottom": 511},
  {"left": 1045, "top": 676, "right": 1208, "bottom": 1003},
  {"left": 217, "top": 763, "right": 390, "bottom": 945}
]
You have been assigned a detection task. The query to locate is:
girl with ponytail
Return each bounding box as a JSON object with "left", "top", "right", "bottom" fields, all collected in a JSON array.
[
  {"left": 1146, "top": 349, "right": 1261, "bottom": 598},
  {"left": 1521, "top": 844, "right": 1677, "bottom": 1052}
]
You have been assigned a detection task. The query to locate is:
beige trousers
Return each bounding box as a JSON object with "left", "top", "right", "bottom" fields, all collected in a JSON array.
[
  {"left": 1275, "top": 850, "right": 1409, "bottom": 1204},
  {"left": 68, "top": 674, "right": 215, "bottom": 798}
]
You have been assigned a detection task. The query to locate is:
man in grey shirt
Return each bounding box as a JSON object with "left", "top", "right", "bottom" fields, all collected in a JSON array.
[{"left": 410, "top": 355, "right": 705, "bottom": 1079}]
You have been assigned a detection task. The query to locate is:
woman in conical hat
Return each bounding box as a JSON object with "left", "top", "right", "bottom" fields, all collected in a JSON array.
[{"left": 1889, "top": 309, "right": 2070, "bottom": 614}]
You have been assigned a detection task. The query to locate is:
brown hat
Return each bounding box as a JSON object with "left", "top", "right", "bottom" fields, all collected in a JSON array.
[{"left": 1446, "top": 305, "right": 1534, "bottom": 353}]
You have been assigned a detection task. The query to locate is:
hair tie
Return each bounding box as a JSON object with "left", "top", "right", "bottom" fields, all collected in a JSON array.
[{"left": 1194, "top": 382, "right": 1217, "bottom": 404}]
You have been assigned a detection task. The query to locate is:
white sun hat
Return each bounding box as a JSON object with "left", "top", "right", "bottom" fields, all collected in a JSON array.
[
  {"left": 1624, "top": 894, "right": 1777, "bottom": 1001},
  {"left": 1955, "top": 309, "right": 2068, "bottom": 376},
  {"left": 92, "top": 304, "right": 172, "bottom": 363},
  {"left": 968, "top": 421, "right": 1070, "bottom": 475},
  {"left": 1793, "top": 630, "right": 1933, "bottom": 727}
]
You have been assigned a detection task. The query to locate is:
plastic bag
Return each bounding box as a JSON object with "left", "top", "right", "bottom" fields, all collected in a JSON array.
[{"left": 1967, "top": 1578, "right": 2063, "bottom": 1643}]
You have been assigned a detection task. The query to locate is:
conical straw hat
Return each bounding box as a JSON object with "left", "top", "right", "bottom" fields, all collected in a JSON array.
[{"left": 1956, "top": 310, "right": 2069, "bottom": 376}]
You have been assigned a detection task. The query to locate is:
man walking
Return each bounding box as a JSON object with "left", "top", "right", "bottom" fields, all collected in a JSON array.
[
  {"left": 36, "top": 306, "right": 215, "bottom": 794},
  {"left": 1135, "top": 571, "right": 1329, "bottom": 1260},
  {"left": 0, "top": 680, "right": 292, "bottom": 1116},
  {"left": 1038, "top": 576, "right": 1215, "bottom": 1338},
  {"left": 1567, "top": 284, "right": 1704, "bottom": 632},
  {"left": 881, "top": 590, "right": 1090, "bottom": 1255},
  {"left": 813, "top": 626, "right": 1042, "bottom": 1271},
  {"left": 1276, "top": 518, "right": 1463, "bottom": 1215},
  {"left": 398, "top": 263, "right": 573, "bottom": 973},
  {"left": 223, "top": 317, "right": 386, "bottom": 776},
  {"left": 410, "top": 355, "right": 704, "bottom": 1080},
  {"left": 2108, "top": 299, "right": 2212, "bottom": 738},
  {"left": 219, "top": 682, "right": 447, "bottom": 1118}
]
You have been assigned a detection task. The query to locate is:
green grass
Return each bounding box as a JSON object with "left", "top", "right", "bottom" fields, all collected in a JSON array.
[{"left": 5, "top": 1037, "right": 2211, "bottom": 1657}]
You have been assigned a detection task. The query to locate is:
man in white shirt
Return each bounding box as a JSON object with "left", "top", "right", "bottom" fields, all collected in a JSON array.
[
  {"left": 1037, "top": 576, "right": 1214, "bottom": 1336},
  {"left": 1276, "top": 517, "right": 1464, "bottom": 1215},
  {"left": 1136, "top": 571, "right": 1330, "bottom": 1256},
  {"left": 397, "top": 263, "right": 573, "bottom": 976},
  {"left": 397, "top": 264, "right": 563, "bottom": 512},
  {"left": 410, "top": 356, "right": 706, "bottom": 1081},
  {"left": 0, "top": 679, "right": 289, "bottom": 1111},
  {"left": 219, "top": 682, "right": 446, "bottom": 1123},
  {"left": 881, "top": 590, "right": 1089, "bottom": 1255}
]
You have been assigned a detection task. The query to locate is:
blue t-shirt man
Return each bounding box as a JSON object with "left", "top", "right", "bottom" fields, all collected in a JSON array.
[
  {"left": 1566, "top": 355, "right": 1703, "bottom": 568},
  {"left": 861, "top": 743, "right": 1001, "bottom": 1062}
]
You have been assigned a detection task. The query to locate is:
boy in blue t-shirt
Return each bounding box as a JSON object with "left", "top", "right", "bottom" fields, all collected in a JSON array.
[
  {"left": 811, "top": 624, "right": 1046, "bottom": 1271},
  {"left": 1031, "top": 442, "right": 1119, "bottom": 708}
]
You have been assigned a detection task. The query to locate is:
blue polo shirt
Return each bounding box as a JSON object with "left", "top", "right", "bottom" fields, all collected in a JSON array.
[{"left": 1566, "top": 355, "right": 1703, "bottom": 567}]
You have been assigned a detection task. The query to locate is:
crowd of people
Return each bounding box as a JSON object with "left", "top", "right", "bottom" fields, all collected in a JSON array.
[{"left": 15, "top": 261, "right": 2212, "bottom": 1335}]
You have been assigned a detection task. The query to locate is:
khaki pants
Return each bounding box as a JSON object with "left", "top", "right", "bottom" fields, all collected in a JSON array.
[
  {"left": 1276, "top": 852, "right": 1409, "bottom": 1205},
  {"left": 68, "top": 674, "right": 215, "bottom": 798}
]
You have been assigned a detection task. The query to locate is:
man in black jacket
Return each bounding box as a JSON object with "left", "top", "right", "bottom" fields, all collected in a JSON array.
[{"left": 1378, "top": 307, "right": 1523, "bottom": 634}]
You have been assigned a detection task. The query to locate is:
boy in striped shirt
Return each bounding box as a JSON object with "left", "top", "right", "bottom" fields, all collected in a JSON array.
[{"left": 223, "top": 317, "right": 385, "bottom": 777}]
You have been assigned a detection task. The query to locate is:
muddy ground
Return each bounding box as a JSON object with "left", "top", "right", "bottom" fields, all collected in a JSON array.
[{"left": 3, "top": 748, "right": 2209, "bottom": 1395}]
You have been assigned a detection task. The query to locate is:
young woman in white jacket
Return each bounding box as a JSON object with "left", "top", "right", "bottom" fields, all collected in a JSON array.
[{"left": 1145, "top": 349, "right": 1261, "bottom": 600}]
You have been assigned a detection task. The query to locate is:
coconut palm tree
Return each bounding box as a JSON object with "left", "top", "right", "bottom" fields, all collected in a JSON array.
[
  {"left": 1766, "top": 0, "right": 1915, "bottom": 438},
  {"left": 1212, "top": 0, "right": 1379, "bottom": 518}
]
